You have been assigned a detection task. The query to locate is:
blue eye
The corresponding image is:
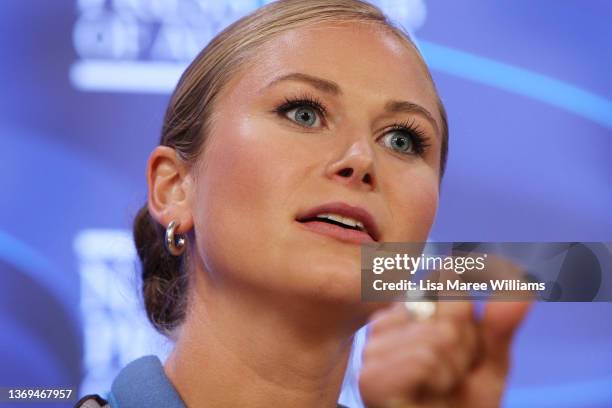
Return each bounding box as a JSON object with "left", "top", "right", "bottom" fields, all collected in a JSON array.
[
  {"left": 286, "top": 106, "right": 321, "bottom": 127},
  {"left": 275, "top": 95, "right": 327, "bottom": 128},
  {"left": 378, "top": 121, "right": 429, "bottom": 157},
  {"left": 381, "top": 130, "right": 415, "bottom": 154}
]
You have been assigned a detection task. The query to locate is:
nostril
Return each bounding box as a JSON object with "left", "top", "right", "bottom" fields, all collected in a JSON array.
[
  {"left": 362, "top": 173, "right": 372, "bottom": 184},
  {"left": 338, "top": 168, "right": 353, "bottom": 177}
]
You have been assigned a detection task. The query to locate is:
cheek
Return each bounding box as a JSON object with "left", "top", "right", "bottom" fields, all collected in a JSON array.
[
  {"left": 198, "top": 117, "right": 288, "bottom": 219},
  {"left": 381, "top": 165, "right": 439, "bottom": 241},
  {"left": 190, "top": 118, "right": 302, "bottom": 282}
]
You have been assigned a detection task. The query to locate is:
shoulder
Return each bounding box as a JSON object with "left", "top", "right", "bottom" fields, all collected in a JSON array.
[
  {"left": 75, "top": 355, "right": 175, "bottom": 408},
  {"left": 108, "top": 355, "right": 186, "bottom": 407},
  {"left": 79, "top": 355, "right": 352, "bottom": 408}
]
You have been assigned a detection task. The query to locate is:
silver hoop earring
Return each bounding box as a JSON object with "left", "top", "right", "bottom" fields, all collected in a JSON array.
[{"left": 164, "top": 220, "right": 186, "bottom": 256}]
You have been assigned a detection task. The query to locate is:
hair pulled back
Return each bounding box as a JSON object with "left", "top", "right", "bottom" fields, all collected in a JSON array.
[{"left": 133, "top": 0, "right": 449, "bottom": 337}]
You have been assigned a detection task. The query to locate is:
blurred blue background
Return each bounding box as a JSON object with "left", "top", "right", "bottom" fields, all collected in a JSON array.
[{"left": 1, "top": 0, "right": 610, "bottom": 407}]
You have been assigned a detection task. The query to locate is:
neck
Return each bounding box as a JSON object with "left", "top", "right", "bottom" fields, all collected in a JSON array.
[{"left": 164, "top": 268, "right": 365, "bottom": 408}]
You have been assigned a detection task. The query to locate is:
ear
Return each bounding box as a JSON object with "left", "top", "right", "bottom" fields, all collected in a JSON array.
[{"left": 146, "top": 146, "right": 194, "bottom": 234}]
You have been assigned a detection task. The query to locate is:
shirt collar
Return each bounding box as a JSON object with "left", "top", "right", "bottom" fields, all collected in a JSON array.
[
  {"left": 107, "top": 354, "right": 351, "bottom": 408},
  {"left": 107, "top": 355, "right": 186, "bottom": 408}
]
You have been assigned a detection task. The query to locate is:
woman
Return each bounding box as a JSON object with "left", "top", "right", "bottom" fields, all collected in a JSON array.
[{"left": 76, "top": 0, "right": 530, "bottom": 407}]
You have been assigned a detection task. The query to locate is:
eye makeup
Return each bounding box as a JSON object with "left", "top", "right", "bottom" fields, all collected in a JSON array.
[
  {"left": 380, "top": 118, "right": 430, "bottom": 157},
  {"left": 274, "top": 92, "right": 328, "bottom": 121},
  {"left": 272, "top": 91, "right": 432, "bottom": 157}
]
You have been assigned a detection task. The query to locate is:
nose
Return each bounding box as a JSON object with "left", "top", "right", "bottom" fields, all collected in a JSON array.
[{"left": 325, "top": 139, "right": 376, "bottom": 191}]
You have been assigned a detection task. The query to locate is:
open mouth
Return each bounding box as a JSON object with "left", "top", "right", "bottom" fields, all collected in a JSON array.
[
  {"left": 299, "top": 214, "right": 366, "bottom": 233},
  {"left": 295, "top": 203, "right": 380, "bottom": 244}
]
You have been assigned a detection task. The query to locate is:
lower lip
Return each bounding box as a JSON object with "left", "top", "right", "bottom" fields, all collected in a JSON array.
[{"left": 297, "top": 220, "right": 375, "bottom": 245}]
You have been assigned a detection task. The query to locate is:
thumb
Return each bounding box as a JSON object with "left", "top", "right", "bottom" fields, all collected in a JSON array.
[
  {"left": 480, "top": 301, "right": 532, "bottom": 371},
  {"left": 451, "top": 302, "right": 531, "bottom": 407}
]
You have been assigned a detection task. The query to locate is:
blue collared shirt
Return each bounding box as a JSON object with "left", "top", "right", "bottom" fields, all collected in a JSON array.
[
  {"left": 106, "top": 355, "right": 186, "bottom": 408},
  {"left": 105, "top": 355, "right": 350, "bottom": 408}
]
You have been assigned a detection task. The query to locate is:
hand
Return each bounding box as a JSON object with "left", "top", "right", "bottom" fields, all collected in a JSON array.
[{"left": 358, "top": 300, "right": 531, "bottom": 408}]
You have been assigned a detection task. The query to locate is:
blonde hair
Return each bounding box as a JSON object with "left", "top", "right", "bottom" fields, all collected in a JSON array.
[{"left": 134, "top": 0, "right": 448, "bottom": 337}]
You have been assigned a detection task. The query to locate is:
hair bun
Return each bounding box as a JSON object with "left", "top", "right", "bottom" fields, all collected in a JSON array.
[{"left": 133, "top": 205, "right": 188, "bottom": 337}]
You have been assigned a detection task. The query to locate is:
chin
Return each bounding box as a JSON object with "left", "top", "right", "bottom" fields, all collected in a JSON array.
[{"left": 289, "top": 255, "right": 364, "bottom": 302}]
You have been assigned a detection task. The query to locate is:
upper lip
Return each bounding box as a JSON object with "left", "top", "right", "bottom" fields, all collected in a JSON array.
[{"left": 295, "top": 201, "right": 381, "bottom": 241}]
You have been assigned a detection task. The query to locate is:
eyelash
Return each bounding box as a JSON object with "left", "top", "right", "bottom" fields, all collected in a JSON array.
[
  {"left": 274, "top": 93, "right": 430, "bottom": 157},
  {"left": 384, "top": 119, "right": 430, "bottom": 156},
  {"left": 275, "top": 93, "right": 328, "bottom": 120}
]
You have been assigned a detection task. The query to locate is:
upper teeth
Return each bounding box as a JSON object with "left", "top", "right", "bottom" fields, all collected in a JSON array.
[{"left": 315, "top": 213, "right": 365, "bottom": 230}]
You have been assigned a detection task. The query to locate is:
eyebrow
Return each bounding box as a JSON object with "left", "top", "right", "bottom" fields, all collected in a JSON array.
[
  {"left": 383, "top": 100, "right": 440, "bottom": 136},
  {"left": 264, "top": 72, "right": 440, "bottom": 137},
  {"left": 264, "top": 72, "right": 342, "bottom": 95}
]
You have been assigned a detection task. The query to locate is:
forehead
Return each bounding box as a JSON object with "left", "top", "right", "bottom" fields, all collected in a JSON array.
[{"left": 225, "top": 21, "right": 440, "bottom": 121}]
